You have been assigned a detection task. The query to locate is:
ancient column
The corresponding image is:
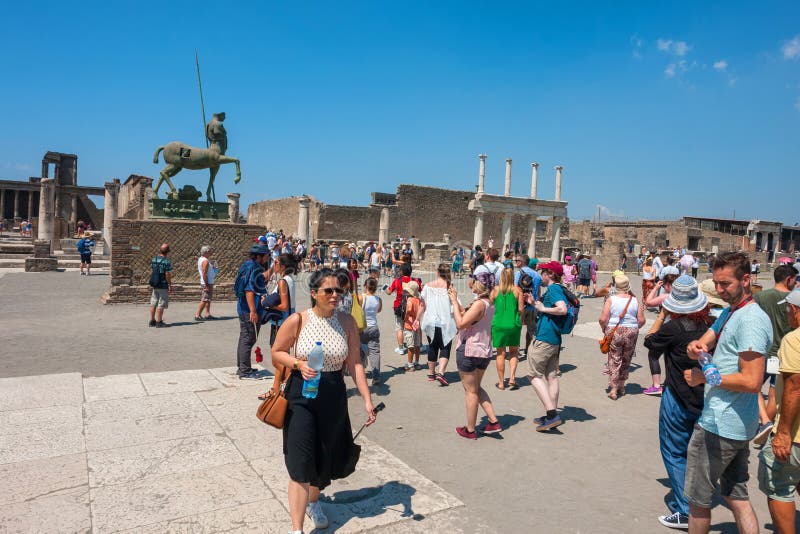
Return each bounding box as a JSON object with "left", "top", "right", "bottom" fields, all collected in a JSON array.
[
  {"left": 473, "top": 210, "right": 484, "bottom": 248},
  {"left": 527, "top": 217, "right": 537, "bottom": 258},
  {"left": 504, "top": 158, "right": 512, "bottom": 196},
  {"left": 297, "top": 196, "right": 310, "bottom": 242},
  {"left": 379, "top": 207, "right": 390, "bottom": 245},
  {"left": 13, "top": 190, "right": 20, "bottom": 219},
  {"left": 69, "top": 194, "right": 78, "bottom": 231},
  {"left": 37, "top": 178, "right": 55, "bottom": 248},
  {"left": 554, "top": 165, "right": 563, "bottom": 201},
  {"left": 103, "top": 180, "right": 120, "bottom": 255},
  {"left": 0, "top": 189, "right": 5, "bottom": 220},
  {"left": 27, "top": 191, "right": 34, "bottom": 219},
  {"left": 530, "top": 163, "right": 539, "bottom": 199},
  {"left": 226, "top": 192, "right": 241, "bottom": 223},
  {"left": 477, "top": 154, "right": 487, "bottom": 193},
  {"left": 502, "top": 214, "right": 512, "bottom": 250},
  {"left": 550, "top": 217, "right": 563, "bottom": 260}
]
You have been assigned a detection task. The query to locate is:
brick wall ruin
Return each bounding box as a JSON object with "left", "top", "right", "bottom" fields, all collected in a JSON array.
[{"left": 102, "top": 219, "right": 264, "bottom": 304}]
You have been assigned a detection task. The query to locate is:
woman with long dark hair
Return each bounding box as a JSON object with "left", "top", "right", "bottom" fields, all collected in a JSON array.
[{"left": 271, "top": 268, "right": 377, "bottom": 534}]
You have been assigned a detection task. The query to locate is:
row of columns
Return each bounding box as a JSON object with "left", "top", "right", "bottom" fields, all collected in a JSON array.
[
  {"left": 0, "top": 189, "right": 38, "bottom": 220},
  {"left": 474, "top": 155, "right": 565, "bottom": 260}
]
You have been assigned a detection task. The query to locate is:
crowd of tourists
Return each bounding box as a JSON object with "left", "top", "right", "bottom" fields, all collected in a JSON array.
[{"left": 139, "top": 229, "right": 800, "bottom": 534}]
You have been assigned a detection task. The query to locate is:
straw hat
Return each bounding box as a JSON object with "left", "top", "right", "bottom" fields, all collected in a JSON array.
[
  {"left": 401, "top": 281, "right": 420, "bottom": 298},
  {"left": 613, "top": 274, "right": 630, "bottom": 292},
  {"left": 663, "top": 275, "right": 708, "bottom": 314},
  {"left": 699, "top": 278, "right": 727, "bottom": 308}
]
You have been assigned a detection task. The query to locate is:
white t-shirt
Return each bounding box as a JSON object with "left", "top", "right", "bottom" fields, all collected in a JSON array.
[
  {"left": 370, "top": 251, "right": 380, "bottom": 268},
  {"left": 363, "top": 294, "right": 381, "bottom": 328}
]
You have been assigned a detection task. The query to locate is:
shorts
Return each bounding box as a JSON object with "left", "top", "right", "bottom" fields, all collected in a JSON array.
[
  {"left": 684, "top": 425, "right": 750, "bottom": 508},
  {"left": 403, "top": 329, "right": 421, "bottom": 348},
  {"left": 527, "top": 339, "right": 560, "bottom": 378},
  {"left": 201, "top": 285, "right": 213, "bottom": 302},
  {"left": 579, "top": 277, "right": 591, "bottom": 287},
  {"left": 80, "top": 253, "right": 92, "bottom": 264},
  {"left": 426, "top": 326, "right": 452, "bottom": 362},
  {"left": 758, "top": 435, "right": 800, "bottom": 502},
  {"left": 456, "top": 350, "right": 490, "bottom": 372},
  {"left": 150, "top": 288, "right": 169, "bottom": 308},
  {"left": 394, "top": 314, "right": 404, "bottom": 330}
]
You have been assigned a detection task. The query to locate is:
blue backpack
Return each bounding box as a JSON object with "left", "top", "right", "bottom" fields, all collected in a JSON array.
[
  {"left": 77, "top": 239, "right": 90, "bottom": 254},
  {"left": 558, "top": 285, "right": 581, "bottom": 335}
]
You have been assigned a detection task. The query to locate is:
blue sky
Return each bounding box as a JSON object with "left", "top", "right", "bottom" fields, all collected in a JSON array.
[{"left": 1, "top": 1, "right": 798, "bottom": 223}]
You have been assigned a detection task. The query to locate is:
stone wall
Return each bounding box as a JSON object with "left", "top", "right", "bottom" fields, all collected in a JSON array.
[
  {"left": 317, "top": 204, "right": 379, "bottom": 242},
  {"left": 102, "top": 219, "right": 264, "bottom": 304}
]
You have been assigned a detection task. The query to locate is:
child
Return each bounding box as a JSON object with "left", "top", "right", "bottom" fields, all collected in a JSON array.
[
  {"left": 358, "top": 278, "right": 383, "bottom": 385},
  {"left": 402, "top": 281, "right": 422, "bottom": 371}
]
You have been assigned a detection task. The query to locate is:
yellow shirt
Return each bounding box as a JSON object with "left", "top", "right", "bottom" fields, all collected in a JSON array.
[{"left": 774, "top": 328, "right": 800, "bottom": 443}]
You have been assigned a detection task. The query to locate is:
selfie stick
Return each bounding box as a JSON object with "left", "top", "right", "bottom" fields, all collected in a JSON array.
[{"left": 353, "top": 402, "right": 386, "bottom": 440}]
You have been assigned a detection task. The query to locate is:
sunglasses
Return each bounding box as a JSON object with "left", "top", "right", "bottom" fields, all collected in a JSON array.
[{"left": 317, "top": 287, "right": 344, "bottom": 295}]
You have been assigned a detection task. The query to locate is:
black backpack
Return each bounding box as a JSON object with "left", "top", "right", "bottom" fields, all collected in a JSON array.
[
  {"left": 394, "top": 293, "right": 408, "bottom": 319},
  {"left": 519, "top": 272, "right": 534, "bottom": 292},
  {"left": 148, "top": 258, "right": 165, "bottom": 288}
]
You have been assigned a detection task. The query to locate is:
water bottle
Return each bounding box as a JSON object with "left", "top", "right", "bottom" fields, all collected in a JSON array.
[
  {"left": 698, "top": 351, "right": 722, "bottom": 387},
  {"left": 302, "top": 342, "right": 324, "bottom": 399}
]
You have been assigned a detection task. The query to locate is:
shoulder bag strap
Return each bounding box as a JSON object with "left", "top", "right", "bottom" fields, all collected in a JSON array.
[
  {"left": 608, "top": 295, "right": 634, "bottom": 338},
  {"left": 274, "top": 312, "right": 304, "bottom": 392}
]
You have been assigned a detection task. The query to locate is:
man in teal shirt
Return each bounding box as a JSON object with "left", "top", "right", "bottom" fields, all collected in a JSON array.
[{"left": 684, "top": 252, "right": 772, "bottom": 534}]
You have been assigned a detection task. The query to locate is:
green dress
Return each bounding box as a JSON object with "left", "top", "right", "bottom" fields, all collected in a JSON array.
[{"left": 491, "top": 290, "right": 522, "bottom": 348}]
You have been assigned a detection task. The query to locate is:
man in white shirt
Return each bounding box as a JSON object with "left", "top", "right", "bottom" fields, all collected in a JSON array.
[{"left": 472, "top": 248, "right": 504, "bottom": 284}]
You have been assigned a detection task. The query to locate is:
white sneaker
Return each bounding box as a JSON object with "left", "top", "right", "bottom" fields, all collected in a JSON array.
[
  {"left": 306, "top": 501, "right": 329, "bottom": 529},
  {"left": 394, "top": 347, "right": 403, "bottom": 354}
]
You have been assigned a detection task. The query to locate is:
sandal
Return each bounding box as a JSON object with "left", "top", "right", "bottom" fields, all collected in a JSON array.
[
  {"left": 508, "top": 382, "right": 519, "bottom": 391},
  {"left": 494, "top": 382, "right": 505, "bottom": 390},
  {"left": 607, "top": 391, "right": 618, "bottom": 400}
]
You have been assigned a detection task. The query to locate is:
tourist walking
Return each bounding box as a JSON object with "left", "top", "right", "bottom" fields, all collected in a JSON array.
[
  {"left": 357, "top": 277, "right": 382, "bottom": 385},
  {"left": 576, "top": 254, "right": 593, "bottom": 297},
  {"left": 148, "top": 243, "right": 172, "bottom": 328},
  {"left": 271, "top": 269, "right": 377, "bottom": 534},
  {"left": 472, "top": 247, "right": 504, "bottom": 284},
  {"left": 599, "top": 274, "right": 645, "bottom": 399},
  {"left": 266, "top": 253, "right": 297, "bottom": 345},
  {"left": 386, "top": 263, "right": 420, "bottom": 356},
  {"left": 642, "top": 257, "right": 656, "bottom": 308},
  {"left": 334, "top": 269, "right": 353, "bottom": 314},
  {"left": 234, "top": 244, "right": 270, "bottom": 379},
  {"left": 194, "top": 245, "right": 216, "bottom": 321},
  {"left": 76, "top": 234, "right": 95, "bottom": 276},
  {"left": 752, "top": 264, "right": 799, "bottom": 444},
  {"left": 562, "top": 255, "right": 576, "bottom": 291},
  {"left": 515, "top": 254, "right": 542, "bottom": 356},
  {"left": 491, "top": 268, "right": 524, "bottom": 390},
  {"left": 526, "top": 261, "right": 568, "bottom": 432},
  {"left": 419, "top": 263, "right": 457, "bottom": 386},
  {"left": 449, "top": 271, "right": 501, "bottom": 439},
  {"left": 402, "top": 281, "right": 423, "bottom": 371},
  {"left": 683, "top": 252, "right": 772, "bottom": 533},
  {"left": 758, "top": 290, "right": 800, "bottom": 534},
  {"left": 643, "top": 275, "right": 713, "bottom": 529}
]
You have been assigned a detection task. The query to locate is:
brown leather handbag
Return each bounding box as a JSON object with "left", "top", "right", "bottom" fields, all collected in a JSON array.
[
  {"left": 256, "top": 313, "right": 302, "bottom": 429},
  {"left": 599, "top": 295, "right": 633, "bottom": 354}
]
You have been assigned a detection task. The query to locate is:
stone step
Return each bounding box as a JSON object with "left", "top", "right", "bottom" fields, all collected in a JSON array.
[{"left": 0, "top": 258, "right": 111, "bottom": 269}]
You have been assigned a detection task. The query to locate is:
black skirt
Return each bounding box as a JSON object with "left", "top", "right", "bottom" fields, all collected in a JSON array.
[{"left": 282, "top": 370, "right": 361, "bottom": 490}]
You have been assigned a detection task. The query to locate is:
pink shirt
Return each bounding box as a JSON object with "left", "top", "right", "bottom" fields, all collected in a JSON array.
[{"left": 456, "top": 299, "right": 495, "bottom": 358}]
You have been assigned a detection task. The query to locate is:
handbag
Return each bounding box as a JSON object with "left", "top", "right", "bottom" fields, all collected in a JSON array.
[
  {"left": 599, "top": 295, "right": 633, "bottom": 354},
  {"left": 351, "top": 289, "right": 366, "bottom": 332},
  {"left": 256, "top": 313, "right": 302, "bottom": 429}
]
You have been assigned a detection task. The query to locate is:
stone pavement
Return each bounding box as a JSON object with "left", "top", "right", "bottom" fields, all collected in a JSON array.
[
  {"left": 0, "top": 368, "right": 471, "bottom": 533},
  {"left": 0, "top": 269, "right": 786, "bottom": 533}
]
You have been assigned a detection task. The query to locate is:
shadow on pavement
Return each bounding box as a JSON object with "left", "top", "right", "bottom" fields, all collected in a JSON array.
[
  {"left": 321, "top": 481, "right": 421, "bottom": 531},
  {"left": 559, "top": 405, "right": 596, "bottom": 423},
  {"left": 559, "top": 363, "right": 577, "bottom": 374}
]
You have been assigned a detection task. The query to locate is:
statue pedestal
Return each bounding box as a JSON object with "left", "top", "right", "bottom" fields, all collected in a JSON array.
[{"left": 149, "top": 199, "right": 231, "bottom": 221}]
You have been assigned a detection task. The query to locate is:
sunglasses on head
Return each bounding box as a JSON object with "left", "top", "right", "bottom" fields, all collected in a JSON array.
[{"left": 318, "top": 287, "right": 344, "bottom": 295}]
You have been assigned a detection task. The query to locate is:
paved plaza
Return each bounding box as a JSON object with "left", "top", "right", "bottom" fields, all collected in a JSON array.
[{"left": 0, "top": 270, "right": 785, "bottom": 533}]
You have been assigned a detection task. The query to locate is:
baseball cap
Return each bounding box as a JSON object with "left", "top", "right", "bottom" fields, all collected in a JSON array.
[
  {"left": 250, "top": 244, "right": 269, "bottom": 255},
  {"left": 538, "top": 261, "right": 564, "bottom": 276},
  {"left": 778, "top": 290, "right": 800, "bottom": 307}
]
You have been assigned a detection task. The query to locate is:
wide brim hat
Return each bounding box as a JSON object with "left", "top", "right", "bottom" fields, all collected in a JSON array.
[
  {"left": 659, "top": 265, "right": 680, "bottom": 279},
  {"left": 663, "top": 274, "right": 708, "bottom": 314},
  {"left": 698, "top": 278, "right": 727, "bottom": 308},
  {"left": 401, "top": 281, "right": 420, "bottom": 298}
]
